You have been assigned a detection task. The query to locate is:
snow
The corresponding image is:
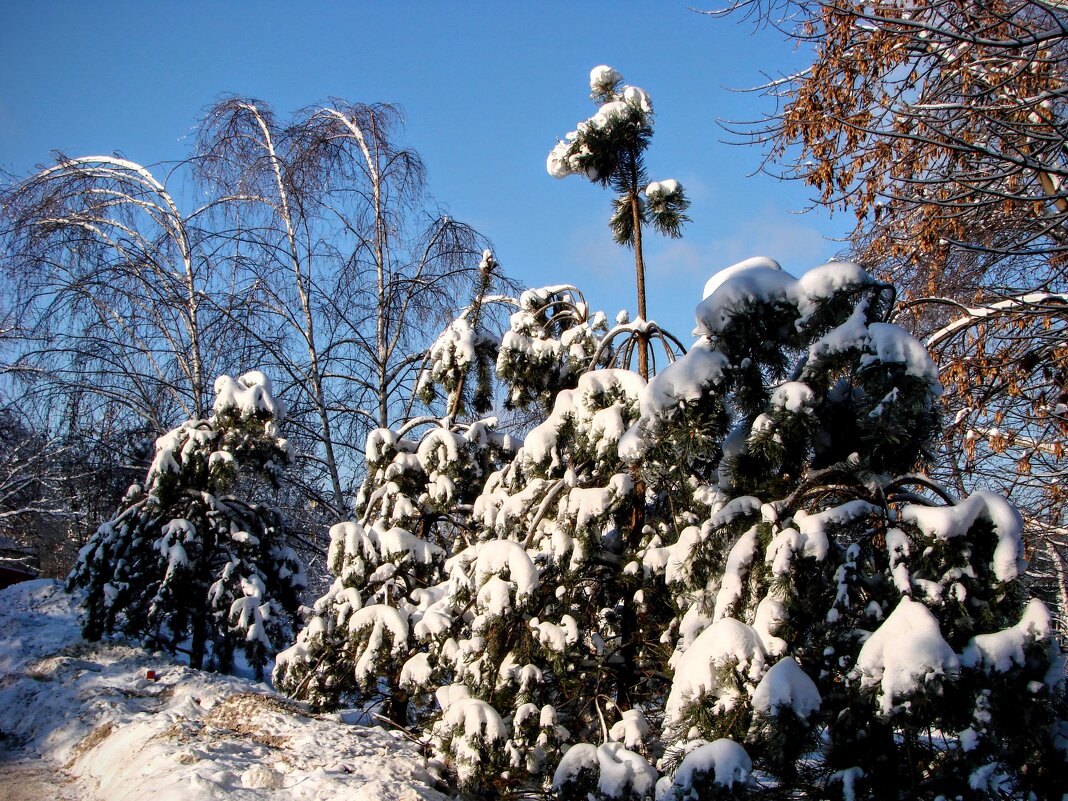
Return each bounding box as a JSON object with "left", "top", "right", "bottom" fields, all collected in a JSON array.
[
  {"left": 524, "top": 368, "right": 644, "bottom": 469},
  {"left": 770, "top": 381, "right": 815, "bottom": 412},
  {"left": 961, "top": 598, "right": 1062, "bottom": 686},
  {"left": 608, "top": 709, "right": 650, "bottom": 751},
  {"left": 695, "top": 260, "right": 795, "bottom": 336},
  {"left": 0, "top": 580, "right": 446, "bottom": 800},
  {"left": 829, "top": 767, "right": 865, "bottom": 801},
  {"left": 661, "top": 739, "right": 753, "bottom": 797},
  {"left": 793, "top": 500, "right": 880, "bottom": 562},
  {"left": 589, "top": 65, "right": 623, "bottom": 95},
  {"left": 925, "top": 291, "right": 1068, "bottom": 349},
  {"left": 885, "top": 527, "right": 912, "bottom": 593},
  {"left": 469, "top": 539, "right": 540, "bottom": 601},
  {"left": 864, "top": 322, "right": 940, "bottom": 382},
  {"left": 562, "top": 473, "right": 633, "bottom": 531},
  {"left": 664, "top": 618, "right": 767, "bottom": 731},
  {"left": 365, "top": 428, "right": 401, "bottom": 464},
  {"left": 751, "top": 657, "right": 821, "bottom": 720},
  {"left": 752, "top": 595, "right": 788, "bottom": 656},
  {"left": 548, "top": 65, "right": 651, "bottom": 183},
  {"left": 437, "top": 696, "right": 508, "bottom": 742},
  {"left": 213, "top": 371, "right": 286, "bottom": 422},
  {"left": 378, "top": 526, "right": 446, "bottom": 566},
  {"left": 795, "top": 262, "right": 874, "bottom": 323},
  {"left": 664, "top": 525, "right": 703, "bottom": 586},
  {"left": 645, "top": 179, "right": 680, "bottom": 199},
  {"left": 701, "top": 256, "right": 782, "bottom": 301},
  {"left": 530, "top": 615, "right": 579, "bottom": 653},
  {"left": 552, "top": 742, "right": 656, "bottom": 800},
  {"left": 622, "top": 85, "right": 652, "bottom": 114},
  {"left": 712, "top": 525, "right": 759, "bottom": 620},
  {"left": 901, "top": 491, "right": 1026, "bottom": 581},
  {"left": 346, "top": 604, "right": 410, "bottom": 682},
  {"left": 766, "top": 527, "right": 803, "bottom": 576},
  {"left": 619, "top": 340, "right": 728, "bottom": 459},
  {"left": 854, "top": 596, "right": 960, "bottom": 715}
]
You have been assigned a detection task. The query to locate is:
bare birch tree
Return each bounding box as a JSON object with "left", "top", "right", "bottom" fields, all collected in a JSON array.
[
  {"left": 0, "top": 97, "right": 501, "bottom": 574},
  {"left": 194, "top": 98, "right": 496, "bottom": 518}
]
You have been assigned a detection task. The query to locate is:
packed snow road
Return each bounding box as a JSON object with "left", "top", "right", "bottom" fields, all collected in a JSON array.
[{"left": 0, "top": 579, "right": 445, "bottom": 800}]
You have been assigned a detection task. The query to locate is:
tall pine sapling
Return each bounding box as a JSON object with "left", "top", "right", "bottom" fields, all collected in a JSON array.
[
  {"left": 548, "top": 65, "right": 690, "bottom": 378},
  {"left": 69, "top": 371, "right": 305, "bottom": 676}
]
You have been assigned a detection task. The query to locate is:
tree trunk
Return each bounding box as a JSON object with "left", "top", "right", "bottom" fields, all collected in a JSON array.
[{"left": 630, "top": 191, "right": 649, "bottom": 380}]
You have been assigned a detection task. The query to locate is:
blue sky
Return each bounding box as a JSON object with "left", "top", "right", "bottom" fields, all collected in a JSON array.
[{"left": 1, "top": 1, "right": 851, "bottom": 340}]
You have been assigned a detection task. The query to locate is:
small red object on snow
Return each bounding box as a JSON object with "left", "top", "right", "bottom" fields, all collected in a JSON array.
[{"left": 146, "top": 670, "right": 158, "bottom": 681}]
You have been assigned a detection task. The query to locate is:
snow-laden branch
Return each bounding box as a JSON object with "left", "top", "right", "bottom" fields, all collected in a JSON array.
[{"left": 920, "top": 292, "right": 1068, "bottom": 349}]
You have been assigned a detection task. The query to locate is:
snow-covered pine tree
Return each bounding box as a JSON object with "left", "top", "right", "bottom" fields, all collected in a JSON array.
[
  {"left": 69, "top": 371, "right": 305, "bottom": 677},
  {"left": 272, "top": 263, "right": 606, "bottom": 725},
  {"left": 638, "top": 258, "right": 1067, "bottom": 800},
  {"left": 548, "top": 65, "right": 689, "bottom": 378},
  {"left": 280, "top": 253, "right": 1064, "bottom": 801}
]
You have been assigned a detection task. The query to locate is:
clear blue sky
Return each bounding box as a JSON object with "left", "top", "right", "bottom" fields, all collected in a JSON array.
[{"left": 1, "top": 1, "right": 850, "bottom": 341}]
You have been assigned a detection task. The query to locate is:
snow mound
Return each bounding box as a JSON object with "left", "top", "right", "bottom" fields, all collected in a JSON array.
[
  {"left": 552, "top": 742, "right": 656, "bottom": 800},
  {"left": 0, "top": 580, "right": 445, "bottom": 800},
  {"left": 695, "top": 261, "right": 795, "bottom": 336},
  {"left": 901, "top": 491, "right": 1025, "bottom": 582},
  {"left": 701, "top": 256, "right": 782, "bottom": 300},
  {"left": 961, "top": 598, "right": 1063, "bottom": 687},
  {"left": 854, "top": 596, "right": 959, "bottom": 715},
  {"left": 665, "top": 618, "right": 767, "bottom": 732},
  {"left": 751, "top": 657, "right": 821, "bottom": 720},
  {"left": 659, "top": 739, "right": 753, "bottom": 799}
]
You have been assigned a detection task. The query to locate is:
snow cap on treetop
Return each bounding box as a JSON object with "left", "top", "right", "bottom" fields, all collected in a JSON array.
[
  {"left": 213, "top": 371, "right": 286, "bottom": 422},
  {"left": 589, "top": 65, "right": 623, "bottom": 97},
  {"left": 702, "top": 256, "right": 783, "bottom": 300}
]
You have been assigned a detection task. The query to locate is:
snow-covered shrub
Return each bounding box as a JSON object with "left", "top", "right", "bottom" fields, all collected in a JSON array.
[
  {"left": 272, "top": 417, "right": 516, "bottom": 717},
  {"left": 280, "top": 255, "right": 1066, "bottom": 799},
  {"left": 68, "top": 372, "right": 304, "bottom": 676}
]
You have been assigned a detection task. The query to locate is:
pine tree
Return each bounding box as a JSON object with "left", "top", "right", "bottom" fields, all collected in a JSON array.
[
  {"left": 548, "top": 65, "right": 690, "bottom": 378},
  {"left": 280, "top": 254, "right": 1065, "bottom": 800},
  {"left": 641, "top": 259, "right": 1066, "bottom": 800},
  {"left": 68, "top": 372, "right": 305, "bottom": 677},
  {"left": 276, "top": 66, "right": 1065, "bottom": 799}
]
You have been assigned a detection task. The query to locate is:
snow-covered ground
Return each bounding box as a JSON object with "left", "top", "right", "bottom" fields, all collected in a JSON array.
[{"left": 0, "top": 579, "right": 447, "bottom": 800}]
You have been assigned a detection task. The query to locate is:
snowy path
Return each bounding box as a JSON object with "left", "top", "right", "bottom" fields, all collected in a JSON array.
[
  {"left": 0, "top": 748, "right": 87, "bottom": 800},
  {"left": 0, "top": 580, "right": 447, "bottom": 801}
]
